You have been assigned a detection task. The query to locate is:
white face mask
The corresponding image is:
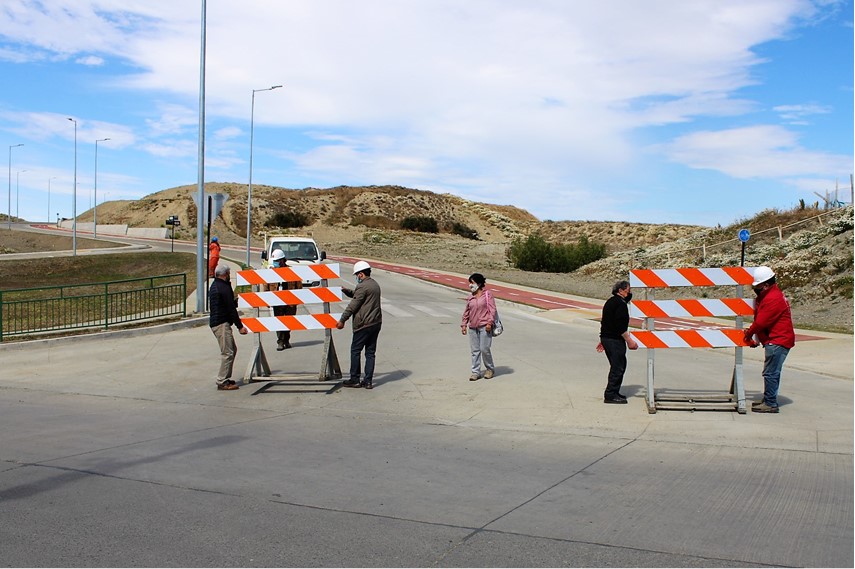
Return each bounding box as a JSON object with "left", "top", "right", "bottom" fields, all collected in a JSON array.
[{"left": 469, "top": 283, "right": 479, "bottom": 293}]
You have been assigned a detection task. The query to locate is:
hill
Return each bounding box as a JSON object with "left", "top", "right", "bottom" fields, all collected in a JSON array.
[{"left": 79, "top": 183, "right": 853, "bottom": 332}]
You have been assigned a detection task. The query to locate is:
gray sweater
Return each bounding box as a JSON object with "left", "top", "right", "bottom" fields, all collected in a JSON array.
[{"left": 340, "top": 277, "right": 382, "bottom": 331}]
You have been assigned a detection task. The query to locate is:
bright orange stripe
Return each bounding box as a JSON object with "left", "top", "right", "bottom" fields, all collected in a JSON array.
[
  {"left": 312, "top": 288, "right": 342, "bottom": 303},
  {"left": 313, "top": 265, "right": 340, "bottom": 280},
  {"left": 675, "top": 329, "right": 712, "bottom": 348},
  {"left": 632, "top": 331, "right": 669, "bottom": 349},
  {"left": 722, "top": 266, "right": 755, "bottom": 285},
  {"left": 314, "top": 313, "right": 339, "bottom": 328},
  {"left": 239, "top": 270, "right": 266, "bottom": 285},
  {"left": 273, "top": 290, "right": 302, "bottom": 305},
  {"left": 242, "top": 318, "right": 267, "bottom": 333},
  {"left": 632, "top": 300, "right": 668, "bottom": 318},
  {"left": 721, "top": 298, "right": 754, "bottom": 316},
  {"left": 239, "top": 292, "right": 267, "bottom": 308},
  {"left": 677, "top": 299, "right": 714, "bottom": 317},
  {"left": 677, "top": 268, "right": 715, "bottom": 287},
  {"left": 631, "top": 269, "right": 669, "bottom": 288},
  {"left": 722, "top": 328, "right": 751, "bottom": 346},
  {"left": 279, "top": 316, "right": 306, "bottom": 330},
  {"left": 273, "top": 267, "right": 301, "bottom": 282}
]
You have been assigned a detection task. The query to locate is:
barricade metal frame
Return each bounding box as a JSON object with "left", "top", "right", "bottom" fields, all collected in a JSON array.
[{"left": 628, "top": 267, "right": 756, "bottom": 414}]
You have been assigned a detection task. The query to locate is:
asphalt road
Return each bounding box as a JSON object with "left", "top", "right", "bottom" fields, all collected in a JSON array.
[{"left": 0, "top": 259, "right": 852, "bottom": 568}]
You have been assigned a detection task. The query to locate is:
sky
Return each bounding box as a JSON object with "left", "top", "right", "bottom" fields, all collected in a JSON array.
[{"left": 0, "top": 0, "right": 852, "bottom": 228}]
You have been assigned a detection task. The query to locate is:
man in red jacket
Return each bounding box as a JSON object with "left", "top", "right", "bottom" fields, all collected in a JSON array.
[{"left": 744, "top": 266, "right": 795, "bottom": 414}]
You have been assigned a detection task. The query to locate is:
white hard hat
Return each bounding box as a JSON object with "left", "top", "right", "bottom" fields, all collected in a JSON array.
[
  {"left": 271, "top": 249, "right": 286, "bottom": 261},
  {"left": 353, "top": 260, "right": 371, "bottom": 274},
  {"left": 752, "top": 266, "right": 775, "bottom": 286}
]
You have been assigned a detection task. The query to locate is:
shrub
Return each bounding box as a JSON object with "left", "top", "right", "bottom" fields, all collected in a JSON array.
[
  {"left": 507, "top": 233, "right": 607, "bottom": 273},
  {"left": 450, "top": 222, "right": 479, "bottom": 240},
  {"left": 401, "top": 216, "right": 438, "bottom": 233},
  {"left": 266, "top": 210, "right": 309, "bottom": 228}
]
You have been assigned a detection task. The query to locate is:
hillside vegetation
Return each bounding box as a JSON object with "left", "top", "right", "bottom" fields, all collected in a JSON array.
[{"left": 78, "top": 183, "right": 853, "bottom": 332}]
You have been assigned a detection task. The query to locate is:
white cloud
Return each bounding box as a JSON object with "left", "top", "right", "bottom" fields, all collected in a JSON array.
[{"left": 661, "top": 125, "right": 851, "bottom": 178}]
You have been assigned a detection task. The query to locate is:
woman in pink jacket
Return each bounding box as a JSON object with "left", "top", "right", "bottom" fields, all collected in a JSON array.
[{"left": 461, "top": 273, "right": 497, "bottom": 381}]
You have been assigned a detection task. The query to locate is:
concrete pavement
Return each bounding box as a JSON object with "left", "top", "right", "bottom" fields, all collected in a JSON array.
[{"left": 1, "top": 256, "right": 852, "bottom": 567}]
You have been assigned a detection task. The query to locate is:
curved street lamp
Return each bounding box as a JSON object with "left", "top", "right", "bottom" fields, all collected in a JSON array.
[
  {"left": 7, "top": 143, "right": 23, "bottom": 229},
  {"left": 68, "top": 117, "right": 78, "bottom": 255},
  {"left": 246, "top": 84, "right": 282, "bottom": 267},
  {"left": 94, "top": 137, "right": 110, "bottom": 238}
]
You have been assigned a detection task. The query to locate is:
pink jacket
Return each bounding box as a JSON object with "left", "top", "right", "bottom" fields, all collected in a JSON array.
[{"left": 462, "top": 289, "right": 497, "bottom": 329}]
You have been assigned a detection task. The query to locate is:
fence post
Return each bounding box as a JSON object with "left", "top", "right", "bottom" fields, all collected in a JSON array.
[
  {"left": 0, "top": 289, "right": 4, "bottom": 342},
  {"left": 104, "top": 282, "right": 110, "bottom": 329}
]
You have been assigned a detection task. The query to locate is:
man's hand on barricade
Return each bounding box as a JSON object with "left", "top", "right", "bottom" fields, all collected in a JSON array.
[
  {"left": 336, "top": 320, "right": 345, "bottom": 330},
  {"left": 238, "top": 326, "right": 248, "bottom": 335}
]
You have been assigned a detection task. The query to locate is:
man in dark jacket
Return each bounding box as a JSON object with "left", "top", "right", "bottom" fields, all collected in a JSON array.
[
  {"left": 744, "top": 266, "right": 795, "bottom": 413},
  {"left": 336, "top": 261, "right": 382, "bottom": 389},
  {"left": 596, "top": 280, "right": 638, "bottom": 404},
  {"left": 209, "top": 264, "right": 248, "bottom": 391}
]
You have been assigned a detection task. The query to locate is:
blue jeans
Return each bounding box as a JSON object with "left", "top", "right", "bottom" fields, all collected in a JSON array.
[
  {"left": 762, "top": 344, "right": 790, "bottom": 407},
  {"left": 468, "top": 326, "right": 494, "bottom": 375}
]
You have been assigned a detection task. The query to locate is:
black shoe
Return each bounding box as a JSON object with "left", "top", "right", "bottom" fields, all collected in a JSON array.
[
  {"left": 276, "top": 343, "right": 285, "bottom": 351},
  {"left": 363, "top": 382, "right": 373, "bottom": 390},
  {"left": 604, "top": 397, "right": 628, "bottom": 404},
  {"left": 342, "top": 379, "right": 362, "bottom": 388}
]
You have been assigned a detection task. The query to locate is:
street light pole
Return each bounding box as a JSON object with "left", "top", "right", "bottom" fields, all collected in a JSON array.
[
  {"left": 68, "top": 118, "right": 78, "bottom": 255},
  {"left": 48, "top": 176, "right": 56, "bottom": 223},
  {"left": 94, "top": 137, "right": 110, "bottom": 239},
  {"left": 7, "top": 143, "right": 23, "bottom": 229},
  {"left": 246, "top": 84, "right": 282, "bottom": 267},
  {"left": 16, "top": 170, "right": 26, "bottom": 219}
]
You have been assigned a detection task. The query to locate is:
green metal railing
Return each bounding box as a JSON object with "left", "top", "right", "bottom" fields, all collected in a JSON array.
[{"left": 0, "top": 273, "right": 187, "bottom": 341}]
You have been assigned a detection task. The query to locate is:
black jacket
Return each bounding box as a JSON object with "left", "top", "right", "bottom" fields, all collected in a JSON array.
[
  {"left": 209, "top": 277, "right": 243, "bottom": 329},
  {"left": 599, "top": 294, "right": 629, "bottom": 340}
]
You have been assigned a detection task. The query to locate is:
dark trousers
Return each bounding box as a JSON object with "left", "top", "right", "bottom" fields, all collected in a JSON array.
[
  {"left": 601, "top": 337, "right": 627, "bottom": 399},
  {"left": 273, "top": 305, "right": 294, "bottom": 346},
  {"left": 350, "top": 323, "right": 381, "bottom": 384}
]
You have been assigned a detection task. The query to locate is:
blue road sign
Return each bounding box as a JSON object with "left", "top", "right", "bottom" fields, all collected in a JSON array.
[{"left": 738, "top": 229, "right": 750, "bottom": 243}]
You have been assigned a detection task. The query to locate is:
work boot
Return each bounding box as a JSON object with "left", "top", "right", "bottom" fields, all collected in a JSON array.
[
  {"left": 469, "top": 373, "right": 480, "bottom": 381},
  {"left": 484, "top": 369, "right": 494, "bottom": 379},
  {"left": 751, "top": 399, "right": 764, "bottom": 407},
  {"left": 752, "top": 402, "right": 779, "bottom": 413},
  {"left": 276, "top": 342, "right": 285, "bottom": 351}
]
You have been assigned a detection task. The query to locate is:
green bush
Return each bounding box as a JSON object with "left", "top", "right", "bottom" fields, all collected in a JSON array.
[
  {"left": 401, "top": 216, "right": 438, "bottom": 233},
  {"left": 450, "top": 222, "right": 479, "bottom": 240},
  {"left": 266, "top": 210, "right": 309, "bottom": 228},
  {"left": 507, "top": 233, "right": 607, "bottom": 273}
]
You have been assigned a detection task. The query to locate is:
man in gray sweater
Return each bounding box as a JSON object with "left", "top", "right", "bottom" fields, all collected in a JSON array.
[{"left": 336, "top": 261, "right": 382, "bottom": 389}]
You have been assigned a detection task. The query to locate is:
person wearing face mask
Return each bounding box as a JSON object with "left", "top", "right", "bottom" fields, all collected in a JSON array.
[
  {"left": 743, "top": 266, "right": 795, "bottom": 414},
  {"left": 461, "top": 273, "right": 497, "bottom": 381},
  {"left": 596, "top": 280, "right": 638, "bottom": 404},
  {"left": 336, "top": 261, "right": 383, "bottom": 389},
  {"left": 209, "top": 264, "right": 248, "bottom": 391}
]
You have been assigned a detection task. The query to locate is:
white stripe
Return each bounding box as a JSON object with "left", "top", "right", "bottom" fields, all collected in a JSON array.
[
  {"left": 409, "top": 304, "right": 448, "bottom": 317},
  {"left": 381, "top": 302, "right": 414, "bottom": 317}
]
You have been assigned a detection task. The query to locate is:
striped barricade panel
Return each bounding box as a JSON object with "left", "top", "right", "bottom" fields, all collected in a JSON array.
[
  {"left": 236, "top": 263, "right": 340, "bottom": 286},
  {"left": 630, "top": 328, "right": 750, "bottom": 349},
  {"left": 630, "top": 298, "right": 754, "bottom": 318},
  {"left": 242, "top": 313, "right": 342, "bottom": 333},
  {"left": 630, "top": 267, "right": 756, "bottom": 288},
  {"left": 238, "top": 287, "right": 344, "bottom": 308}
]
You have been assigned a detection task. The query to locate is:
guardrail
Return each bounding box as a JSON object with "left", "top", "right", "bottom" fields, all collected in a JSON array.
[{"left": 0, "top": 273, "right": 187, "bottom": 341}]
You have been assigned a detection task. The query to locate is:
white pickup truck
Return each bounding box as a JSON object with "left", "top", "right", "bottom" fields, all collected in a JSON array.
[{"left": 260, "top": 235, "right": 327, "bottom": 287}]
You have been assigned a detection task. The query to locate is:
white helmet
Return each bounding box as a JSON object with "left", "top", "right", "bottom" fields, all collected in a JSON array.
[
  {"left": 271, "top": 249, "right": 286, "bottom": 261},
  {"left": 752, "top": 266, "right": 775, "bottom": 286},
  {"left": 353, "top": 260, "right": 371, "bottom": 275}
]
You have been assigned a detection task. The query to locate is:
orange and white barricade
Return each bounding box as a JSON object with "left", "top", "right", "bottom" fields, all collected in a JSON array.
[
  {"left": 628, "top": 266, "right": 756, "bottom": 414},
  {"left": 238, "top": 263, "right": 343, "bottom": 387}
]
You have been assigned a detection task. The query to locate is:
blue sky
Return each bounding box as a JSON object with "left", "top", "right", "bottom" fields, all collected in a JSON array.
[{"left": 0, "top": 0, "right": 852, "bottom": 227}]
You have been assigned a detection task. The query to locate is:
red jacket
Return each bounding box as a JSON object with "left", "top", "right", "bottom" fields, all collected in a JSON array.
[{"left": 746, "top": 284, "right": 795, "bottom": 349}]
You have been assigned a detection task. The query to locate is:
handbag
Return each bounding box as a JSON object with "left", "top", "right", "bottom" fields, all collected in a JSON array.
[{"left": 491, "top": 311, "right": 504, "bottom": 337}]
